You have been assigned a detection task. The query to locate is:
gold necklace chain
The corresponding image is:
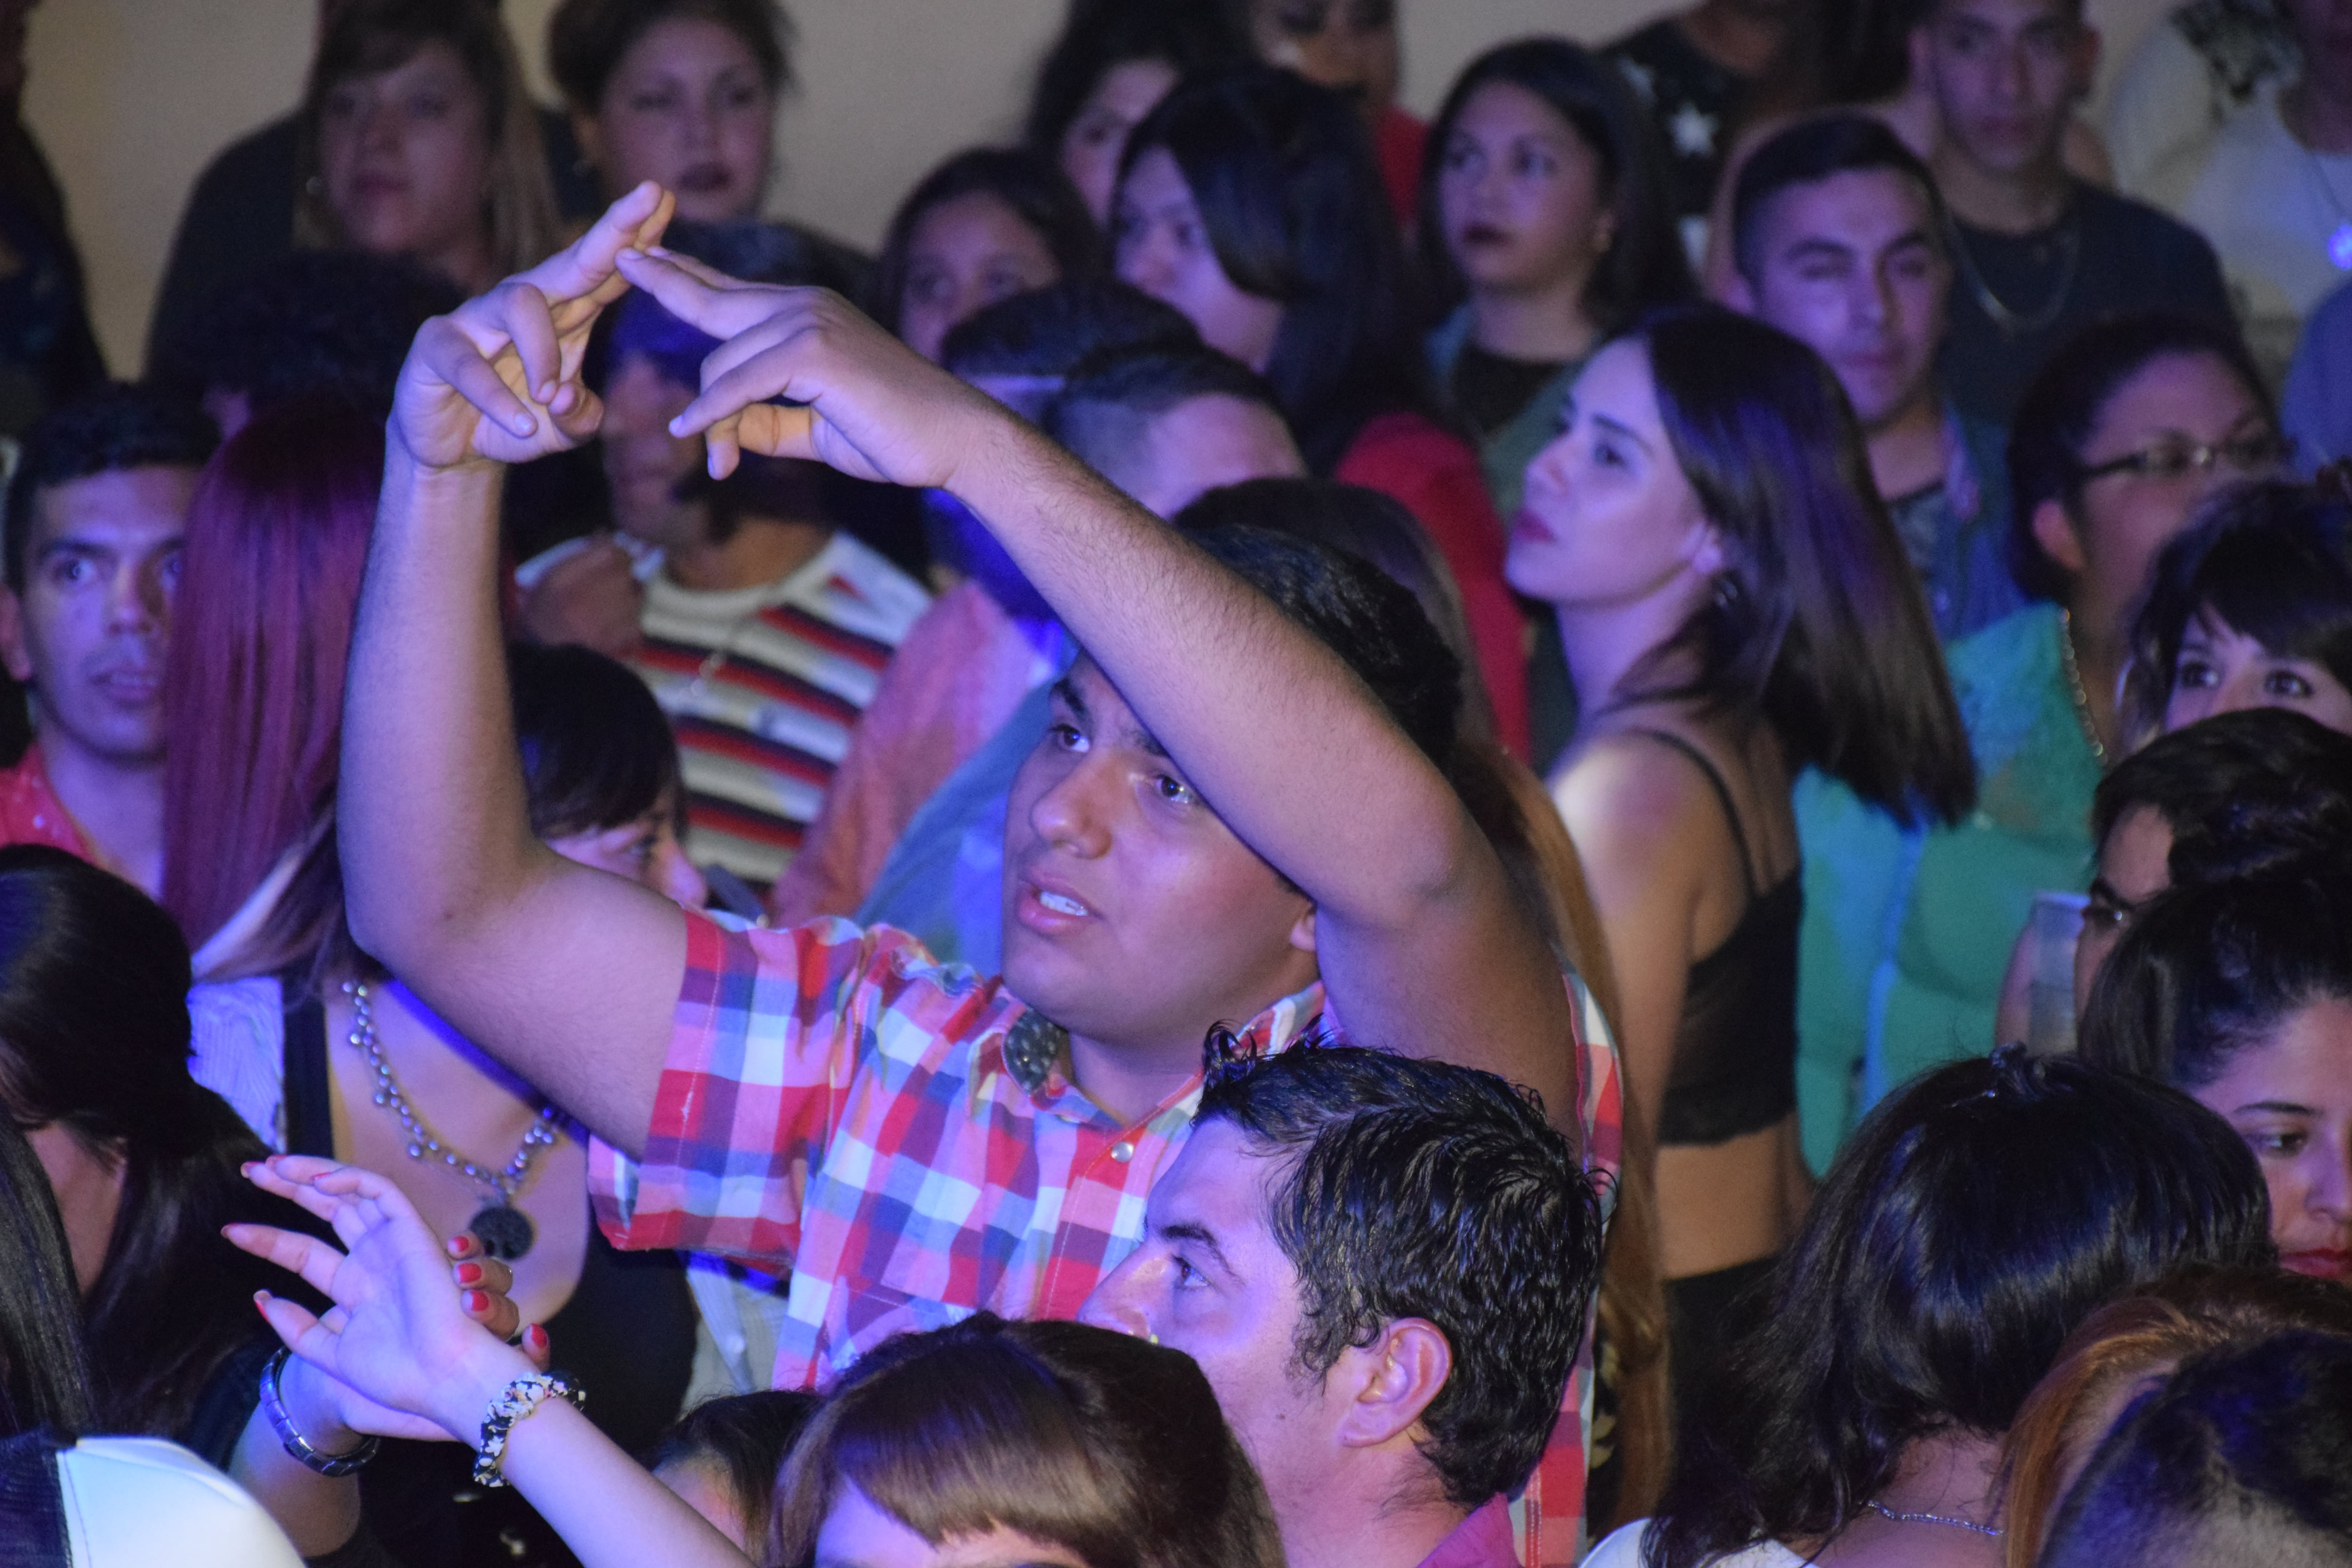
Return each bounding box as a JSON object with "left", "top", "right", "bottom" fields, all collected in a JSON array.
[{"left": 2058, "top": 608, "right": 2108, "bottom": 768}]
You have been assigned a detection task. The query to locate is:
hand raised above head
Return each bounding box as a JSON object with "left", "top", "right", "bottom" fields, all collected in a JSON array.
[
  {"left": 394, "top": 182, "right": 676, "bottom": 473},
  {"left": 612, "top": 248, "right": 1012, "bottom": 495}
]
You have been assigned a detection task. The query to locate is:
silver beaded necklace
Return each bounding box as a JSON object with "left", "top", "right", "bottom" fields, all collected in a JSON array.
[
  {"left": 1865, "top": 1499, "right": 2003, "bottom": 1537},
  {"left": 342, "top": 979, "right": 558, "bottom": 1259}
]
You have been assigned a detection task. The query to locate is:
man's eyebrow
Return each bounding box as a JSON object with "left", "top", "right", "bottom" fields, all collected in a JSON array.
[
  {"left": 1781, "top": 237, "right": 1857, "bottom": 263},
  {"left": 1160, "top": 1220, "right": 1235, "bottom": 1278},
  {"left": 2234, "top": 1099, "right": 2319, "bottom": 1116},
  {"left": 1049, "top": 676, "right": 1088, "bottom": 722}
]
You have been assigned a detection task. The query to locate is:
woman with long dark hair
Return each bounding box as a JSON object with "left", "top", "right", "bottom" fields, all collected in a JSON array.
[
  {"left": 1024, "top": 0, "right": 1255, "bottom": 227},
  {"left": 1510, "top": 303, "right": 1974, "bottom": 1423},
  {"left": 1585, "top": 1047, "right": 2276, "bottom": 1567},
  {"left": 1114, "top": 65, "right": 1533, "bottom": 755},
  {"left": 1421, "top": 38, "right": 1693, "bottom": 518},
  {"left": 0, "top": 844, "right": 519, "bottom": 1560},
  {"left": 871, "top": 146, "right": 1101, "bottom": 364}
]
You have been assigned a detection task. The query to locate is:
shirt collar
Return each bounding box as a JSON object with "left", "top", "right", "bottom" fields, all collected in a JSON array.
[{"left": 1415, "top": 1496, "right": 1515, "bottom": 1568}]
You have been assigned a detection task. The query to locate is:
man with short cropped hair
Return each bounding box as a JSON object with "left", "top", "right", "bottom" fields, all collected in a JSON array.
[
  {"left": 1082, "top": 1043, "right": 1608, "bottom": 1568},
  {"left": 767, "top": 330, "right": 1306, "bottom": 953},
  {"left": 0, "top": 385, "right": 215, "bottom": 893},
  {"left": 1728, "top": 115, "right": 2022, "bottom": 638},
  {"left": 1918, "top": 0, "right": 2233, "bottom": 422}
]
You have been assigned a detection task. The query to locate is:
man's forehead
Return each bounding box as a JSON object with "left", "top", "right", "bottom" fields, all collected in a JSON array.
[
  {"left": 1764, "top": 169, "right": 1937, "bottom": 254},
  {"left": 34, "top": 465, "right": 199, "bottom": 548},
  {"left": 1931, "top": 0, "right": 2080, "bottom": 32},
  {"left": 1154, "top": 1119, "right": 1285, "bottom": 1225}
]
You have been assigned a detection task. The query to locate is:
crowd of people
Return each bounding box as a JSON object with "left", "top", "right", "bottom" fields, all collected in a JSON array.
[{"left": 0, "top": 0, "right": 2349, "bottom": 1564}]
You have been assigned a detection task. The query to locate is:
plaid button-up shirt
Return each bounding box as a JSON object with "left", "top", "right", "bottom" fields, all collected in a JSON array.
[{"left": 592, "top": 909, "right": 1622, "bottom": 1563}]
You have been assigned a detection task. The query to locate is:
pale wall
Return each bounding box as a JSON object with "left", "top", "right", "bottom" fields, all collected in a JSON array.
[{"left": 28, "top": 0, "right": 2176, "bottom": 378}]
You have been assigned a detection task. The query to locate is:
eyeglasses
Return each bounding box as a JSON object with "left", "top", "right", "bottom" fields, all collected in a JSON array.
[{"left": 2077, "top": 433, "right": 2295, "bottom": 484}]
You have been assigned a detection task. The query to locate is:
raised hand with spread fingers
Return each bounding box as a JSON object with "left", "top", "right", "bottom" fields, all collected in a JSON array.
[{"left": 227, "top": 1157, "right": 750, "bottom": 1568}]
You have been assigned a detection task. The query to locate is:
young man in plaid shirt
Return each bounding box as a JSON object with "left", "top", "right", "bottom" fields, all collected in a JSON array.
[{"left": 339, "top": 188, "right": 1619, "bottom": 1560}]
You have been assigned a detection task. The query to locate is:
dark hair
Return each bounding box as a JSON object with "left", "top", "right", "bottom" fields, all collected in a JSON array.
[
  {"left": 1024, "top": 0, "right": 1255, "bottom": 158},
  {"left": 296, "top": 0, "right": 562, "bottom": 279},
  {"left": 1418, "top": 37, "right": 1693, "bottom": 333},
  {"left": 0, "top": 847, "right": 323, "bottom": 1439},
  {"left": 1620, "top": 305, "right": 1975, "bottom": 826},
  {"left": 1197, "top": 1041, "right": 1606, "bottom": 1505},
  {"left": 549, "top": 0, "right": 794, "bottom": 112},
  {"left": 606, "top": 220, "right": 845, "bottom": 542},
  {"left": 2089, "top": 708, "right": 2352, "bottom": 881},
  {"left": 941, "top": 277, "right": 1199, "bottom": 382},
  {"left": 1999, "top": 1266, "right": 2352, "bottom": 1568},
  {"left": 1043, "top": 341, "right": 1286, "bottom": 472},
  {"left": 0, "top": 1113, "right": 90, "bottom": 1437},
  {"left": 1647, "top": 1046, "right": 2275, "bottom": 1568},
  {"left": 1186, "top": 521, "right": 1462, "bottom": 770},
  {"left": 1176, "top": 477, "right": 1495, "bottom": 744},
  {"left": 872, "top": 147, "right": 1104, "bottom": 341},
  {"left": 1122, "top": 65, "right": 1434, "bottom": 471},
  {"left": 3, "top": 383, "right": 216, "bottom": 595},
  {"left": 153, "top": 250, "right": 463, "bottom": 418},
  {"left": 2008, "top": 313, "right": 2273, "bottom": 603},
  {"left": 648, "top": 1389, "right": 820, "bottom": 1550},
  {"left": 509, "top": 641, "right": 684, "bottom": 842},
  {"left": 1731, "top": 113, "right": 1945, "bottom": 284},
  {"left": 2080, "top": 868, "right": 2352, "bottom": 1088},
  {"left": 771, "top": 1314, "right": 1284, "bottom": 1568},
  {"left": 2040, "top": 1331, "right": 2352, "bottom": 1568},
  {"left": 2122, "top": 481, "right": 2352, "bottom": 737}
]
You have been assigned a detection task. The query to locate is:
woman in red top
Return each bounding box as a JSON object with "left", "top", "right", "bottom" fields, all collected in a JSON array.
[{"left": 1110, "top": 66, "right": 1531, "bottom": 757}]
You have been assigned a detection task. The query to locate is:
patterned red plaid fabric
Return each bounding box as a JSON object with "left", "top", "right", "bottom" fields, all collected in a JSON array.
[{"left": 591, "top": 910, "right": 1623, "bottom": 1562}]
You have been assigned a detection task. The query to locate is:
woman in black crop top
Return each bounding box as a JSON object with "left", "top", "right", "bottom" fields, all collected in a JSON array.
[{"left": 1503, "top": 305, "right": 1976, "bottom": 1425}]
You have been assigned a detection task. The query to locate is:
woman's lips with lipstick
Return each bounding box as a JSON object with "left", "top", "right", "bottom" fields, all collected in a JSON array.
[
  {"left": 2282, "top": 1248, "right": 2352, "bottom": 1281},
  {"left": 1510, "top": 509, "right": 1555, "bottom": 544}
]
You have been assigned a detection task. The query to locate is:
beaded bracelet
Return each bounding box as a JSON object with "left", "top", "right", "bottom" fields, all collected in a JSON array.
[
  {"left": 260, "top": 1349, "right": 381, "bottom": 1477},
  {"left": 472, "top": 1371, "right": 586, "bottom": 1487}
]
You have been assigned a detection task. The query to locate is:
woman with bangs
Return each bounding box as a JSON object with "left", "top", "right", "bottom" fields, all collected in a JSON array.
[
  {"left": 294, "top": 0, "right": 564, "bottom": 294},
  {"left": 1111, "top": 65, "right": 1534, "bottom": 756},
  {"left": 2121, "top": 481, "right": 2352, "bottom": 743}
]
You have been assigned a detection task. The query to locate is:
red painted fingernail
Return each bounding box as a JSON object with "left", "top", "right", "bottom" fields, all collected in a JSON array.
[
  {"left": 454, "top": 1262, "right": 484, "bottom": 1285},
  {"left": 253, "top": 1291, "right": 271, "bottom": 1314},
  {"left": 525, "top": 1324, "right": 547, "bottom": 1350},
  {"left": 464, "top": 1289, "right": 490, "bottom": 1313}
]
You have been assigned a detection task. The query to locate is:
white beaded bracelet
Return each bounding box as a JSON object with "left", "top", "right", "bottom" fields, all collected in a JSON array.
[{"left": 471, "top": 1371, "right": 585, "bottom": 1488}]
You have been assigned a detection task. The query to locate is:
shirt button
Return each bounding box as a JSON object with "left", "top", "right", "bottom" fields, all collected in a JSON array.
[{"left": 1111, "top": 1141, "right": 1135, "bottom": 1163}]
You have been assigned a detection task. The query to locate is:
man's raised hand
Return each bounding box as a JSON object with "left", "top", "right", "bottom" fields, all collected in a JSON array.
[
  {"left": 611, "top": 248, "right": 1010, "bottom": 494},
  {"left": 393, "top": 182, "right": 675, "bottom": 472}
]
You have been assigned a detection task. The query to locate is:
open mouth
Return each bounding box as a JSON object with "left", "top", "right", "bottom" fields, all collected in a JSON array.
[{"left": 1037, "top": 890, "right": 1090, "bottom": 918}]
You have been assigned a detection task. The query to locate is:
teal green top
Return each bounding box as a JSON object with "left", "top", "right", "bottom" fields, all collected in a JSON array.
[
  {"left": 1792, "top": 602, "right": 2102, "bottom": 1172},
  {"left": 1426, "top": 306, "right": 1582, "bottom": 520}
]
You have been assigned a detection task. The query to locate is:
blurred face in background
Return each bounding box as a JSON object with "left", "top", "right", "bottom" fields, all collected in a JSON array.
[
  {"left": 546, "top": 788, "right": 708, "bottom": 910},
  {"left": 1060, "top": 57, "right": 1182, "bottom": 227},
  {"left": 899, "top": 193, "right": 1064, "bottom": 364},
  {"left": 1114, "top": 149, "right": 1285, "bottom": 372},
  {"left": 601, "top": 353, "right": 708, "bottom": 552},
  {"left": 1915, "top": 0, "right": 2095, "bottom": 178},
  {"left": 1438, "top": 80, "right": 1614, "bottom": 304},
  {"left": 316, "top": 40, "right": 496, "bottom": 287},
  {"left": 1735, "top": 168, "right": 1950, "bottom": 434},
  {"left": 2162, "top": 606, "right": 2352, "bottom": 735},
  {"left": 1251, "top": 0, "right": 1399, "bottom": 124},
  {"left": 580, "top": 15, "right": 776, "bottom": 223}
]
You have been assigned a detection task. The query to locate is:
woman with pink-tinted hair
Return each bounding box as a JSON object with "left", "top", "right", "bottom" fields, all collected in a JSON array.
[{"left": 166, "top": 398, "right": 710, "bottom": 1567}]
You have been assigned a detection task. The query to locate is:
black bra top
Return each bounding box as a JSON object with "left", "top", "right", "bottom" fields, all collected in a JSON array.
[{"left": 1633, "top": 732, "right": 1804, "bottom": 1148}]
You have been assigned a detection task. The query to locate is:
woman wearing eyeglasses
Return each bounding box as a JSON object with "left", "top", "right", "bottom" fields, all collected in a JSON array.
[{"left": 1794, "top": 312, "right": 2286, "bottom": 1166}]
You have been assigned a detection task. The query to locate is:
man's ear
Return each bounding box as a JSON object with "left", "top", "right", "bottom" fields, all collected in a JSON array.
[
  {"left": 0, "top": 586, "right": 32, "bottom": 685},
  {"left": 2031, "top": 496, "right": 2089, "bottom": 579},
  {"left": 2070, "top": 25, "right": 2102, "bottom": 101},
  {"left": 1724, "top": 268, "right": 1757, "bottom": 315},
  {"left": 1287, "top": 904, "right": 1318, "bottom": 956},
  {"left": 1909, "top": 22, "right": 1933, "bottom": 88},
  {"left": 1332, "top": 1318, "right": 1452, "bottom": 1450}
]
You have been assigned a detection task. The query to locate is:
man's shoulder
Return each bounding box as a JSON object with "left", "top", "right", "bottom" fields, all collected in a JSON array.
[
  {"left": 689, "top": 910, "right": 1021, "bottom": 1048},
  {"left": 2075, "top": 181, "right": 2222, "bottom": 262},
  {"left": 1601, "top": 15, "right": 1690, "bottom": 64},
  {"left": 0, "top": 746, "right": 84, "bottom": 856}
]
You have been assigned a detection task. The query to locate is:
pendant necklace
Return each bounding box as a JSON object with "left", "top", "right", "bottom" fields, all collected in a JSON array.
[{"left": 342, "top": 979, "right": 559, "bottom": 1260}]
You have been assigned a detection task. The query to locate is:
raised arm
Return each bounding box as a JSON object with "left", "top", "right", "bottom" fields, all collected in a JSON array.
[
  {"left": 339, "top": 186, "right": 684, "bottom": 1155},
  {"left": 617, "top": 262, "right": 1576, "bottom": 1118}
]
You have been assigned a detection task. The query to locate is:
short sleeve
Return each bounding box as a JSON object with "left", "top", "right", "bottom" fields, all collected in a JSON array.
[
  {"left": 589, "top": 910, "right": 941, "bottom": 1268},
  {"left": 187, "top": 977, "right": 287, "bottom": 1149}
]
